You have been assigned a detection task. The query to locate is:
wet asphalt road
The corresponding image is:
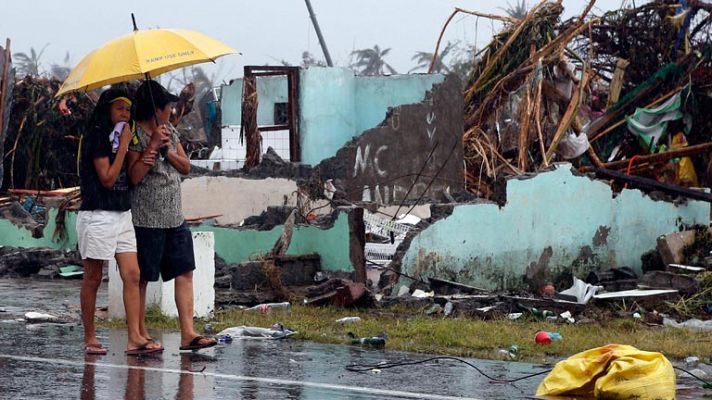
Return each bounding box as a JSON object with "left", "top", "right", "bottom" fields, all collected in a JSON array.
[{"left": 0, "top": 278, "right": 710, "bottom": 400}]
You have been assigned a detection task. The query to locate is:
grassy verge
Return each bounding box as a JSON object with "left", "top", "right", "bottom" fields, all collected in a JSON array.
[{"left": 101, "top": 304, "right": 711, "bottom": 363}]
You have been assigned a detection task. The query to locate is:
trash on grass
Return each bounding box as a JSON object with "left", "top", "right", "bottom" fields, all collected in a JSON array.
[
  {"left": 663, "top": 317, "right": 712, "bottom": 332},
  {"left": 557, "top": 277, "right": 603, "bottom": 304},
  {"left": 335, "top": 317, "right": 361, "bottom": 324},
  {"left": 347, "top": 332, "right": 386, "bottom": 348},
  {"left": 215, "top": 324, "right": 297, "bottom": 340},
  {"left": 535, "top": 331, "right": 563, "bottom": 344},
  {"left": 536, "top": 344, "right": 675, "bottom": 399},
  {"left": 245, "top": 302, "right": 291, "bottom": 314}
]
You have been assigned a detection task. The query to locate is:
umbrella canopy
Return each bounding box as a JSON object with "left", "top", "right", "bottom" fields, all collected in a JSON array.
[{"left": 56, "top": 28, "right": 236, "bottom": 96}]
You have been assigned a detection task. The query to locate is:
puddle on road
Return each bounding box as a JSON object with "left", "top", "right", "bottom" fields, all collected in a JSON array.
[{"left": 0, "top": 278, "right": 710, "bottom": 399}]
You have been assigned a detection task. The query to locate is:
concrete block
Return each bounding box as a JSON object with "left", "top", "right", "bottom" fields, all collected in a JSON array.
[
  {"left": 108, "top": 231, "right": 215, "bottom": 319},
  {"left": 640, "top": 271, "right": 700, "bottom": 295},
  {"left": 657, "top": 230, "right": 697, "bottom": 266}
]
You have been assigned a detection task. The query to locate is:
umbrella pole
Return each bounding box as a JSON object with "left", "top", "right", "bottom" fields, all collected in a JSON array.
[{"left": 143, "top": 72, "right": 168, "bottom": 160}]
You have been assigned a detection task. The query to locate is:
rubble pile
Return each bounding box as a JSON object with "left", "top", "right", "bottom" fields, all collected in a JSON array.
[
  {"left": 459, "top": 0, "right": 712, "bottom": 198},
  {"left": 2, "top": 76, "right": 94, "bottom": 191}
]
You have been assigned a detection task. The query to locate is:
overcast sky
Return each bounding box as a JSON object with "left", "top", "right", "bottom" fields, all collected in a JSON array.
[{"left": 3, "top": 0, "right": 634, "bottom": 84}]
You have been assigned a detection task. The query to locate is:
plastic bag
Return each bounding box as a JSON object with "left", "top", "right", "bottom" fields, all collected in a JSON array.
[{"left": 536, "top": 344, "right": 675, "bottom": 399}]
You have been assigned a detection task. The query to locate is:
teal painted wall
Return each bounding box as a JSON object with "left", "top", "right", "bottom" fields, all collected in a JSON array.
[
  {"left": 298, "top": 68, "right": 357, "bottom": 167},
  {"left": 221, "top": 76, "right": 289, "bottom": 126},
  {"left": 353, "top": 74, "right": 445, "bottom": 134},
  {"left": 220, "top": 68, "right": 445, "bottom": 166},
  {"left": 0, "top": 209, "right": 354, "bottom": 274},
  {"left": 398, "top": 164, "right": 710, "bottom": 291},
  {"left": 195, "top": 212, "right": 353, "bottom": 273},
  {"left": 0, "top": 209, "right": 77, "bottom": 250},
  {"left": 299, "top": 68, "right": 445, "bottom": 165}
]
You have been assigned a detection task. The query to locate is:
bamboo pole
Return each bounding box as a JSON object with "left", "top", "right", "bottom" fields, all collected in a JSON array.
[
  {"left": 0, "top": 38, "right": 11, "bottom": 141},
  {"left": 428, "top": 8, "right": 519, "bottom": 73},
  {"left": 579, "top": 142, "right": 712, "bottom": 172},
  {"left": 543, "top": 71, "right": 591, "bottom": 166}
]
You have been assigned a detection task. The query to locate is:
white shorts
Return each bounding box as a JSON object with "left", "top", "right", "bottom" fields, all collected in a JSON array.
[{"left": 76, "top": 210, "right": 137, "bottom": 260}]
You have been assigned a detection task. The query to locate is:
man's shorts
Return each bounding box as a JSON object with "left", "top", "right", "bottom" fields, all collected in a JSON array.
[
  {"left": 76, "top": 210, "right": 137, "bottom": 260},
  {"left": 134, "top": 222, "right": 195, "bottom": 282}
]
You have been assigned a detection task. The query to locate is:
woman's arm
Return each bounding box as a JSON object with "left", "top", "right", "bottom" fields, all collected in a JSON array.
[
  {"left": 128, "top": 125, "right": 167, "bottom": 185},
  {"left": 165, "top": 141, "right": 191, "bottom": 175},
  {"left": 93, "top": 124, "right": 131, "bottom": 189},
  {"left": 127, "top": 149, "right": 154, "bottom": 185}
]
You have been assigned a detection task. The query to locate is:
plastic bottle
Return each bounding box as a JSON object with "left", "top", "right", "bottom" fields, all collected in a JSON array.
[
  {"left": 246, "top": 302, "right": 291, "bottom": 314},
  {"left": 347, "top": 332, "right": 386, "bottom": 348},
  {"left": 497, "top": 345, "right": 519, "bottom": 360},
  {"left": 531, "top": 308, "right": 555, "bottom": 318},
  {"left": 443, "top": 302, "right": 454, "bottom": 317},
  {"left": 336, "top": 317, "right": 361, "bottom": 324},
  {"left": 353, "top": 336, "right": 386, "bottom": 348}
]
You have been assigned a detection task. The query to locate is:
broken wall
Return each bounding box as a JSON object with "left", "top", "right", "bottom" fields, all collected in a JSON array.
[
  {"left": 0, "top": 208, "right": 76, "bottom": 250},
  {"left": 219, "top": 67, "right": 446, "bottom": 166},
  {"left": 0, "top": 206, "right": 362, "bottom": 277},
  {"left": 315, "top": 74, "right": 464, "bottom": 204},
  {"left": 221, "top": 76, "right": 288, "bottom": 126},
  {"left": 182, "top": 176, "right": 300, "bottom": 225},
  {"left": 196, "top": 207, "right": 363, "bottom": 276},
  {"left": 396, "top": 164, "right": 710, "bottom": 291},
  {"left": 299, "top": 68, "right": 446, "bottom": 165}
]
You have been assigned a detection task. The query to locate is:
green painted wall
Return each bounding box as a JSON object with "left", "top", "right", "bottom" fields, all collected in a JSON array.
[
  {"left": 0, "top": 209, "right": 77, "bottom": 250},
  {"left": 398, "top": 164, "right": 711, "bottom": 291},
  {"left": 195, "top": 212, "right": 353, "bottom": 272}
]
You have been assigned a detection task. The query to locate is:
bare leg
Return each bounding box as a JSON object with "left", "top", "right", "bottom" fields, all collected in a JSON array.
[
  {"left": 175, "top": 272, "right": 198, "bottom": 345},
  {"left": 138, "top": 280, "right": 148, "bottom": 338},
  {"left": 176, "top": 271, "right": 216, "bottom": 348},
  {"left": 137, "top": 280, "right": 162, "bottom": 349},
  {"left": 80, "top": 258, "right": 104, "bottom": 351},
  {"left": 115, "top": 252, "right": 149, "bottom": 350}
]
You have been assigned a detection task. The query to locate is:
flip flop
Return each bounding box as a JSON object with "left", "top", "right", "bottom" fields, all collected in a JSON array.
[
  {"left": 84, "top": 344, "right": 107, "bottom": 355},
  {"left": 145, "top": 337, "right": 165, "bottom": 352},
  {"left": 179, "top": 335, "right": 217, "bottom": 351},
  {"left": 125, "top": 342, "right": 162, "bottom": 356}
]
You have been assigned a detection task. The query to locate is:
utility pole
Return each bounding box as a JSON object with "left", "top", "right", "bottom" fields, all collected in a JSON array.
[{"left": 304, "top": 0, "right": 334, "bottom": 67}]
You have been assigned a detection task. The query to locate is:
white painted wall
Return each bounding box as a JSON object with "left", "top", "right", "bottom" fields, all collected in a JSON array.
[
  {"left": 181, "top": 176, "right": 299, "bottom": 225},
  {"left": 108, "top": 231, "right": 215, "bottom": 319}
]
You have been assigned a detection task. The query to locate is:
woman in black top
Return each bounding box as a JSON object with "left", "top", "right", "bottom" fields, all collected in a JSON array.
[{"left": 77, "top": 88, "right": 161, "bottom": 355}]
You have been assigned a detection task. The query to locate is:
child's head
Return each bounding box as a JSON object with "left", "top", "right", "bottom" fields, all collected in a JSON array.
[{"left": 87, "top": 88, "right": 133, "bottom": 132}]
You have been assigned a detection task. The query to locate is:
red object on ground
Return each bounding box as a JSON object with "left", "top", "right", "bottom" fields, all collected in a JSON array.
[
  {"left": 535, "top": 331, "right": 552, "bottom": 345},
  {"left": 539, "top": 284, "right": 556, "bottom": 297}
]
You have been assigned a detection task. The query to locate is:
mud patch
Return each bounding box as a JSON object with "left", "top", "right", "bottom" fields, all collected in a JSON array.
[
  {"left": 525, "top": 246, "right": 553, "bottom": 290},
  {"left": 592, "top": 225, "right": 611, "bottom": 247}
]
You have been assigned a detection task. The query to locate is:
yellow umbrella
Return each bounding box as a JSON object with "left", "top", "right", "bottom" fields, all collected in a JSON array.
[{"left": 56, "top": 16, "right": 237, "bottom": 96}]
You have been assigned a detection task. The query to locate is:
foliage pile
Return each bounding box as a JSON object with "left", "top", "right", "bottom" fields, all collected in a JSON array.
[
  {"left": 452, "top": 0, "right": 712, "bottom": 198},
  {"left": 2, "top": 76, "right": 94, "bottom": 191}
]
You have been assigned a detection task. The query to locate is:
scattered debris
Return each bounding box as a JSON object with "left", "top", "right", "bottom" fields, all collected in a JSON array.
[
  {"left": 24, "top": 311, "right": 61, "bottom": 324},
  {"left": 216, "top": 323, "right": 297, "bottom": 340}
]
